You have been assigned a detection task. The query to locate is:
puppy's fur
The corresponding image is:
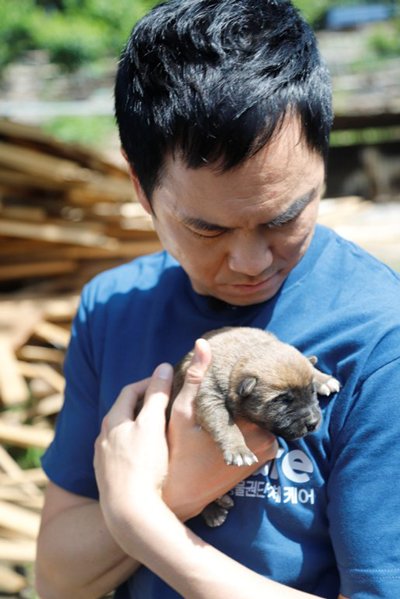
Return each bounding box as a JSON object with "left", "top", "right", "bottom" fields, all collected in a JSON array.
[{"left": 172, "top": 327, "right": 340, "bottom": 526}]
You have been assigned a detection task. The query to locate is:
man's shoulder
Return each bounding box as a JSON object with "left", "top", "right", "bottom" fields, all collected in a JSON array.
[
  {"left": 314, "top": 225, "right": 400, "bottom": 296},
  {"left": 81, "top": 251, "right": 181, "bottom": 304},
  {"left": 311, "top": 226, "right": 400, "bottom": 370}
]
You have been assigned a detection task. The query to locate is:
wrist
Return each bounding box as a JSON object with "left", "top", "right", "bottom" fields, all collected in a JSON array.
[
  {"left": 162, "top": 477, "right": 208, "bottom": 522},
  {"left": 108, "top": 494, "right": 179, "bottom": 560},
  {"left": 103, "top": 491, "right": 166, "bottom": 542}
]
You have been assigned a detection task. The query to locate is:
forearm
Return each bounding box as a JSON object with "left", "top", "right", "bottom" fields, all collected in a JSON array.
[
  {"left": 108, "top": 495, "right": 322, "bottom": 599},
  {"left": 36, "top": 499, "right": 140, "bottom": 599}
]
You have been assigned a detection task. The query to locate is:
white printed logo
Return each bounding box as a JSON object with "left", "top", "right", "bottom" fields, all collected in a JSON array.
[
  {"left": 231, "top": 447, "right": 316, "bottom": 506},
  {"left": 259, "top": 447, "right": 314, "bottom": 483}
]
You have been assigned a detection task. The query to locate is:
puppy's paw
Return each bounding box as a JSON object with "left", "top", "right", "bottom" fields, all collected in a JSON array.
[
  {"left": 223, "top": 446, "right": 258, "bottom": 467},
  {"left": 317, "top": 376, "right": 340, "bottom": 396},
  {"left": 216, "top": 494, "right": 235, "bottom": 509},
  {"left": 202, "top": 502, "right": 230, "bottom": 527}
]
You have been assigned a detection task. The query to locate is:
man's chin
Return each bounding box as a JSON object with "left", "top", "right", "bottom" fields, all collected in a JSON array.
[
  {"left": 217, "top": 294, "right": 274, "bottom": 307},
  {"left": 191, "top": 270, "right": 289, "bottom": 307},
  {"left": 208, "top": 287, "right": 282, "bottom": 307},
  {"left": 214, "top": 275, "right": 286, "bottom": 306}
]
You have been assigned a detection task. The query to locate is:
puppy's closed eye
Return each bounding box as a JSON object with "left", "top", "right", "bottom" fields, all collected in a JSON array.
[{"left": 272, "top": 392, "right": 295, "bottom": 405}]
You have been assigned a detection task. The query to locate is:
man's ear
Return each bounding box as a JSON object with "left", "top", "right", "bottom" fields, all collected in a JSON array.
[{"left": 121, "top": 148, "right": 153, "bottom": 215}]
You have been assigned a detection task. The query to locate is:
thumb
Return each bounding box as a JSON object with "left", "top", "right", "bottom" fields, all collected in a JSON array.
[
  {"left": 172, "top": 338, "right": 212, "bottom": 418},
  {"left": 185, "top": 338, "right": 212, "bottom": 387}
]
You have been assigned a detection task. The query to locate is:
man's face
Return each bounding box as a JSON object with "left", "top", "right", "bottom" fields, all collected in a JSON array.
[{"left": 142, "top": 119, "right": 325, "bottom": 306}]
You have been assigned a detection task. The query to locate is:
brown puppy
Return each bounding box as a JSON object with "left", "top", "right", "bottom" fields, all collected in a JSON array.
[{"left": 172, "top": 326, "right": 340, "bottom": 526}]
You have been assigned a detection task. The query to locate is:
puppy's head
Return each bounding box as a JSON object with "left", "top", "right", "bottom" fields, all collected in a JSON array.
[{"left": 228, "top": 346, "right": 321, "bottom": 441}]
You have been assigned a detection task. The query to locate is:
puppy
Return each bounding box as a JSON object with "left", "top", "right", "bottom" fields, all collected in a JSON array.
[{"left": 172, "top": 327, "right": 340, "bottom": 526}]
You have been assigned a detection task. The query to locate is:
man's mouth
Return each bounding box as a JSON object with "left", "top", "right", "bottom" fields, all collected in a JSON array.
[{"left": 228, "top": 272, "right": 281, "bottom": 291}]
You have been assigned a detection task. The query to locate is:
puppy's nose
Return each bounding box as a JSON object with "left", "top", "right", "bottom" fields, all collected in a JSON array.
[{"left": 306, "top": 421, "right": 318, "bottom": 433}]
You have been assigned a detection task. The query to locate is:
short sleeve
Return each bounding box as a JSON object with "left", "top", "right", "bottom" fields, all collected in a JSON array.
[
  {"left": 41, "top": 286, "right": 101, "bottom": 499},
  {"left": 327, "top": 356, "right": 400, "bottom": 598}
]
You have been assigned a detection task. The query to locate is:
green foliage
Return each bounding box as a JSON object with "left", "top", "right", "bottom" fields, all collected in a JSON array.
[
  {"left": 42, "top": 114, "right": 117, "bottom": 147},
  {"left": 0, "top": 0, "right": 38, "bottom": 68},
  {"left": 0, "top": 0, "right": 398, "bottom": 73},
  {"left": 31, "top": 12, "right": 108, "bottom": 71},
  {"left": 292, "top": 0, "right": 330, "bottom": 26},
  {"left": 330, "top": 126, "right": 400, "bottom": 147},
  {"left": 0, "top": 0, "right": 160, "bottom": 73},
  {"left": 10, "top": 445, "right": 44, "bottom": 470},
  {"left": 61, "top": 0, "right": 159, "bottom": 56},
  {"left": 368, "top": 20, "right": 400, "bottom": 57}
]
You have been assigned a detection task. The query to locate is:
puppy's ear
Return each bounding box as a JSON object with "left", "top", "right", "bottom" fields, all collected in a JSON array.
[
  {"left": 307, "top": 355, "right": 318, "bottom": 366},
  {"left": 237, "top": 376, "right": 257, "bottom": 397}
]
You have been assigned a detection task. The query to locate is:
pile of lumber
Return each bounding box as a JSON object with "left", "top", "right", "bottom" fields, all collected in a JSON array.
[
  {"left": 0, "top": 118, "right": 161, "bottom": 293},
  {"left": 0, "top": 294, "right": 77, "bottom": 595},
  {"left": 0, "top": 120, "right": 161, "bottom": 594}
]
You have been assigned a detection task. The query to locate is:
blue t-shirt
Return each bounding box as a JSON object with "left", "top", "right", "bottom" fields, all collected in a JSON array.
[{"left": 42, "top": 225, "right": 400, "bottom": 599}]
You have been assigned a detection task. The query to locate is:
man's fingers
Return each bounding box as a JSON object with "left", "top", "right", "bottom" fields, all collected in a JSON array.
[
  {"left": 103, "top": 377, "right": 151, "bottom": 431},
  {"left": 235, "top": 418, "right": 279, "bottom": 464},
  {"left": 101, "top": 363, "right": 173, "bottom": 435},
  {"left": 140, "top": 363, "right": 173, "bottom": 418},
  {"left": 103, "top": 337, "right": 210, "bottom": 435}
]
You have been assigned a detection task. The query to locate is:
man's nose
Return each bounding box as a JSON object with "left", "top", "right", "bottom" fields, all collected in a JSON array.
[{"left": 227, "top": 230, "right": 273, "bottom": 277}]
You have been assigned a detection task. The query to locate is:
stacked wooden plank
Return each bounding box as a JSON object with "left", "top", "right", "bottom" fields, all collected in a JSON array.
[
  {"left": 0, "top": 294, "right": 77, "bottom": 595},
  {"left": 0, "top": 120, "right": 162, "bottom": 592},
  {"left": 0, "top": 118, "right": 161, "bottom": 293}
]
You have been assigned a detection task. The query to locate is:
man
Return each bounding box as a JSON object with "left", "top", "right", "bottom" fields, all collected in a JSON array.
[{"left": 35, "top": 1, "right": 400, "bottom": 598}]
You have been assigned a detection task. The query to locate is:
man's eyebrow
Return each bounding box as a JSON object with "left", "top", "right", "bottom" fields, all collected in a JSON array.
[
  {"left": 180, "top": 186, "right": 319, "bottom": 232},
  {"left": 266, "top": 187, "right": 318, "bottom": 228},
  {"left": 180, "top": 216, "right": 228, "bottom": 232}
]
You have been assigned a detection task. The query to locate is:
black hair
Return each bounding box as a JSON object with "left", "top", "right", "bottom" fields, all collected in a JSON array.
[{"left": 115, "top": 0, "right": 333, "bottom": 199}]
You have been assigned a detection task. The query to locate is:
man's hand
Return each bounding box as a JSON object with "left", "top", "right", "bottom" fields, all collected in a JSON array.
[
  {"left": 94, "top": 337, "right": 277, "bottom": 532},
  {"left": 94, "top": 363, "right": 173, "bottom": 533}
]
